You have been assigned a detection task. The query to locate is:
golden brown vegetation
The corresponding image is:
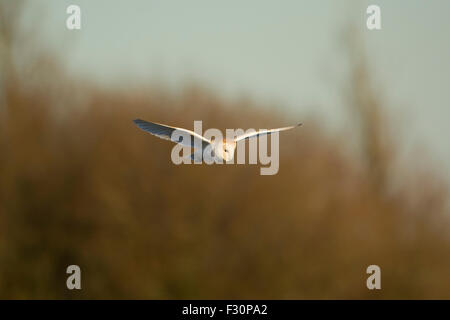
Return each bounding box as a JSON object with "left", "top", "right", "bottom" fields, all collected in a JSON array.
[{"left": 0, "top": 2, "right": 449, "bottom": 299}]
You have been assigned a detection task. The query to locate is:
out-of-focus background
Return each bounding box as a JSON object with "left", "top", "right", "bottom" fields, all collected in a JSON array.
[{"left": 1, "top": 0, "right": 449, "bottom": 299}]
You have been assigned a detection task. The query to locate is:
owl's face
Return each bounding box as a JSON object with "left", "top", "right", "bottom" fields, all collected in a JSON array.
[{"left": 214, "top": 140, "right": 236, "bottom": 162}]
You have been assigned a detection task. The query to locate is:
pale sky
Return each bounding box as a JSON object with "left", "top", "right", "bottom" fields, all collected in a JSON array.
[{"left": 23, "top": 0, "right": 450, "bottom": 175}]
